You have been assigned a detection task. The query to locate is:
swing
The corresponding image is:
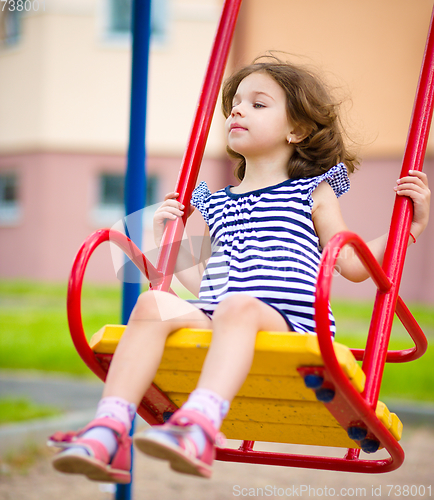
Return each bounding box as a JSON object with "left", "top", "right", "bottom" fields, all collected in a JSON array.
[{"left": 67, "top": 0, "right": 431, "bottom": 474}]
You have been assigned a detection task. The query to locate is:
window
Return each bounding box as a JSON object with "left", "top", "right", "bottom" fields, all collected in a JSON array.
[
  {"left": 99, "top": 173, "right": 158, "bottom": 207},
  {"left": 108, "top": 0, "right": 131, "bottom": 35},
  {"left": 92, "top": 173, "right": 124, "bottom": 226},
  {"left": 100, "top": 173, "right": 124, "bottom": 207},
  {"left": 145, "top": 175, "right": 159, "bottom": 207},
  {"left": 92, "top": 172, "right": 159, "bottom": 226},
  {"left": 150, "top": 0, "right": 167, "bottom": 43},
  {"left": 105, "top": 0, "right": 168, "bottom": 44},
  {"left": 0, "top": 8, "right": 22, "bottom": 47},
  {"left": 0, "top": 172, "right": 21, "bottom": 225}
]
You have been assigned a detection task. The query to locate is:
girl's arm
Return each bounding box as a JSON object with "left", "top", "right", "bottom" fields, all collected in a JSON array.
[
  {"left": 311, "top": 170, "right": 430, "bottom": 283},
  {"left": 153, "top": 192, "right": 211, "bottom": 296},
  {"left": 172, "top": 224, "right": 210, "bottom": 297}
]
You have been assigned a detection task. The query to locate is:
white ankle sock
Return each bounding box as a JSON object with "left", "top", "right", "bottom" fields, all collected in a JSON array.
[
  {"left": 146, "top": 389, "right": 229, "bottom": 456},
  {"left": 183, "top": 388, "right": 230, "bottom": 429},
  {"left": 146, "top": 424, "right": 207, "bottom": 455},
  {"left": 81, "top": 426, "right": 119, "bottom": 458},
  {"left": 95, "top": 396, "right": 136, "bottom": 433},
  {"left": 64, "top": 397, "right": 136, "bottom": 459}
]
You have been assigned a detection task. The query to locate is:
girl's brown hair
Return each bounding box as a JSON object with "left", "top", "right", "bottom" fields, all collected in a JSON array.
[{"left": 222, "top": 56, "right": 359, "bottom": 181}]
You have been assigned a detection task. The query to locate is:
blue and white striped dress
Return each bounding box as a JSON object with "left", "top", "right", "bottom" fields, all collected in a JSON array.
[{"left": 187, "top": 163, "right": 350, "bottom": 335}]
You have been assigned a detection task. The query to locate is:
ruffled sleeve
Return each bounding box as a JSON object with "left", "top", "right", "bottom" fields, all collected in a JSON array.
[
  {"left": 307, "top": 162, "right": 350, "bottom": 207},
  {"left": 190, "top": 181, "right": 212, "bottom": 225}
]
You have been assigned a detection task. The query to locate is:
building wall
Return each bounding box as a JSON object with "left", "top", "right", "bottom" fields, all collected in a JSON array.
[
  {"left": 0, "top": 0, "right": 433, "bottom": 306},
  {"left": 0, "top": 150, "right": 230, "bottom": 282},
  {"left": 0, "top": 0, "right": 226, "bottom": 156},
  {"left": 0, "top": 0, "right": 230, "bottom": 284}
]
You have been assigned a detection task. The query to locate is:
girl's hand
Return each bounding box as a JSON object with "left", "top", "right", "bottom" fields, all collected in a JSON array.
[
  {"left": 394, "top": 170, "right": 430, "bottom": 239},
  {"left": 153, "top": 192, "right": 195, "bottom": 247}
]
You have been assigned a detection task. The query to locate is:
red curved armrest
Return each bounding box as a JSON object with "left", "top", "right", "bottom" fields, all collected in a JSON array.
[
  {"left": 66, "top": 228, "right": 174, "bottom": 381},
  {"left": 314, "top": 231, "right": 409, "bottom": 472},
  {"left": 316, "top": 231, "right": 427, "bottom": 363}
]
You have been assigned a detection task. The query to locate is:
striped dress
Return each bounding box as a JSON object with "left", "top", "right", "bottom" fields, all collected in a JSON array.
[{"left": 187, "top": 163, "right": 350, "bottom": 335}]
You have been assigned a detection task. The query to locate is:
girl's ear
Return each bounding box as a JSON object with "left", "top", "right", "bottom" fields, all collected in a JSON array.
[{"left": 287, "top": 126, "right": 310, "bottom": 145}]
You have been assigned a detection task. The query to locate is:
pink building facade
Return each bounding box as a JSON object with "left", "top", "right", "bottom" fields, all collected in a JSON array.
[
  {"left": 1, "top": 0, "right": 433, "bottom": 306},
  {"left": 0, "top": 152, "right": 232, "bottom": 284},
  {"left": 1, "top": 151, "right": 433, "bottom": 304}
]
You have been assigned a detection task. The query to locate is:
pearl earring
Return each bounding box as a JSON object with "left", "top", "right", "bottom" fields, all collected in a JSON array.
[{"left": 287, "top": 138, "right": 292, "bottom": 145}]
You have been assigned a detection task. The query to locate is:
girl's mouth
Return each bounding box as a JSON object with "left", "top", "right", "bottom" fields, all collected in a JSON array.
[{"left": 230, "top": 123, "right": 247, "bottom": 132}]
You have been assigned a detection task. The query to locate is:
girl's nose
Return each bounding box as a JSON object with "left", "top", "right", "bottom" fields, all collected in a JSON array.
[{"left": 231, "top": 102, "right": 243, "bottom": 117}]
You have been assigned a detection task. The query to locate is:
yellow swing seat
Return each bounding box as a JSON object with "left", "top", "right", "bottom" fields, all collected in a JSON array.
[{"left": 90, "top": 325, "right": 402, "bottom": 449}]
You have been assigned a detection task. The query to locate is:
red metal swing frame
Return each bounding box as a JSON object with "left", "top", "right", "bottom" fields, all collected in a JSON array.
[{"left": 67, "top": 0, "right": 431, "bottom": 473}]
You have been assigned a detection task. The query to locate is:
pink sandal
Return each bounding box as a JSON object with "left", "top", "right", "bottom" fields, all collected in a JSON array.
[
  {"left": 48, "top": 417, "right": 131, "bottom": 483},
  {"left": 133, "top": 409, "right": 225, "bottom": 478}
]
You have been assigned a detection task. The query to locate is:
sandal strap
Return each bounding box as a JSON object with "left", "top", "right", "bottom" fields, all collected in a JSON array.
[
  {"left": 168, "top": 409, "right": 226, "bottom": 447},
  {"left": 48, "top": 436, "right": 110, "bottom": 462},
  {"left": 82, "top": 417, "right": 132, "bottom": 471},
  {"left": 48, "top": 416, "right": 132, "bottom": 469},
  {"left": 49, "top": 417, "right": 132, "bottom": 474},
  {"left": 82, "top": 417, "right": 128, "bottom": 440},
  {"left": 48, "top": 430, "right": 78, "bottom": 444},
  {"left": 48, "top": 417, "right": 129, "bottom": 444}
]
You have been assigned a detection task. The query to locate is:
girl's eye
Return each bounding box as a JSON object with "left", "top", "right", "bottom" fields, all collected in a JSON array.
[{"left": 253, "top": 103, "right": 265, "bottom": 109}]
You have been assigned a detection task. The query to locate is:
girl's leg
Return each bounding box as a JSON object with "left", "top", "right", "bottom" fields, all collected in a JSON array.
[
  {"left": 197, "top": 293, "right": 290, "bottom": 401},
  {"left": 135, "top": 294, "right": 289, "bottom": 477},
  {"left": 102, "top": 289, "right": 212, "bottom": 406},
  {"left": 51, "top": 290, "right": 212, "bottom": 481}
]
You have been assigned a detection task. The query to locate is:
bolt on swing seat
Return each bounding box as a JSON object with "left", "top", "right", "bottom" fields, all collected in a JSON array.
[{"left": 67, "top": 0, "right": 431, "bottom": 474}]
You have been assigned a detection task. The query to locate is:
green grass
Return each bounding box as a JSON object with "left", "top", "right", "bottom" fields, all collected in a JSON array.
[
  {"left": 0, "top": 280, "right": 433, "bottom": 401},
  {"left": 0, "top": 280, "right": 122, "bottom": 376},
  {"left": 332, "top": 300, "right": 434, "bottom": 402},
  {"left": 0, "top": 398, "right": 61, "bottom": 425}
]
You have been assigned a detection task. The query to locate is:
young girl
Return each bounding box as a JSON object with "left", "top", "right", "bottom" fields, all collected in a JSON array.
[{"left": 49, "top": 57, "right": 430, "bottom": 482}]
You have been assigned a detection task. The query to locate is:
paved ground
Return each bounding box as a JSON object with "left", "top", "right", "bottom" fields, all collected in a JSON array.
[
  {"left": 0, "top": 370, "right": 104, "bottom": 412},
  {"left": 0, "top": 371, "right": 103, "bottom": 455},
  {"left": 1, "top": 427, "right": 434, "bottom": 500},
  {"left": 1, "top": 371, "right": 434, "bottom": 499}
]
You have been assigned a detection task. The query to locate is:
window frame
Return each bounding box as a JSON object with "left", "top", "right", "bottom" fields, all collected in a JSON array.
[
  {"left": 0, "top": 171, "right": 22, "bottom": 226},
  {"left": 91, "top": 171, "right": 159, "bottom": 228},
  {"left": 100, "top": 0, "right": 169, "bottom": 48},
  {"left": 0, "top": 8, "right": 23, "bottom": 48}
]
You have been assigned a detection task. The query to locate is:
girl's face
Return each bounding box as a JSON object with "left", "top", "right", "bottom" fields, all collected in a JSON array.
[{"left": 225, "top": 72, "right": 294, "bottom": 162}]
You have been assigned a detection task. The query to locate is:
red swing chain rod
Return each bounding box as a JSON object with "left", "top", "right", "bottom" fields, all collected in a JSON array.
[
  {"left": 360, "top": 3, "right": 434, "bottom": 409},
  {"left": 306, "top": 3, "right": 434, "bottom": 473},
  {"left": 67, "top": 0, "right": 243, "bottom": 425},
  {"left": 152, "top": 0, "right": 243, "bottom": 293}
]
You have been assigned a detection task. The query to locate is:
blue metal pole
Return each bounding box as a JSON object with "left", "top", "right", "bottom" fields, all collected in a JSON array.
[{"left": 117, "top": 0, "right": 152, "bottom": 499}]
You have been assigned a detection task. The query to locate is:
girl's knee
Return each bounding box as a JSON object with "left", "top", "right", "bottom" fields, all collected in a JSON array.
[
  {"left": 213, "top": 294, "right": 259, "bottom": 324},
  {"left": 123, "top": 290, "right": 175, "bottom": 342},
  {"left": 130, "top": 290, "right": 167, "bottom": 321}
]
